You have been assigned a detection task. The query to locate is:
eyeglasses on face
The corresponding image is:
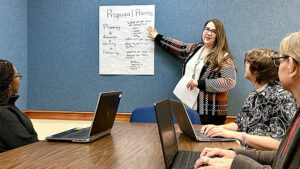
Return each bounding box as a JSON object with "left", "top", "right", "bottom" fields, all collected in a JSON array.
[
  {"left": 14, "top": 73, "right": 22, "bottom": 80},
  {"left": 272, "top": 55, "right": 298, "bottom": 67},
  {"left": 203, "top": 27, "right": 217, "bottom": 34}
]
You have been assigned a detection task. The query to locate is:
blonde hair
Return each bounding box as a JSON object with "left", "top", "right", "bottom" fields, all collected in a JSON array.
[{"left": 280, "top": 31, "right": 300, "bottom": 77}]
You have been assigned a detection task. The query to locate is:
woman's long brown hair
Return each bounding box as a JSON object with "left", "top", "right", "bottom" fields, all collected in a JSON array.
[{"left": 203, "top": 19, "right": 234, "bottom": 72}]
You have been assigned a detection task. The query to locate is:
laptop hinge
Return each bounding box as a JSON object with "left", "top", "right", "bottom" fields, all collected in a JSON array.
[
  {"left": 170, "top": 151, "right": 178, "bottom": 168},
  {"left": 89, "top": 129, "right": 111, "bottom": 141}
]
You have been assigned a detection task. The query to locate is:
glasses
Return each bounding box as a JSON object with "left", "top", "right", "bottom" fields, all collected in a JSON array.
[
  {"left": 204, "top": 27, "right": 217, "bottom": 34},
  {"left": 14, "top": 73, "right": 22, "bottom": 80},
  {"left": 272, "top": 55, "right": 298, "bottom": 67}
]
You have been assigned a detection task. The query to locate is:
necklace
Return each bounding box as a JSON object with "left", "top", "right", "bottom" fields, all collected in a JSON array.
[{"left": 192, "top": 52, "right": 206, "bottom": 79}]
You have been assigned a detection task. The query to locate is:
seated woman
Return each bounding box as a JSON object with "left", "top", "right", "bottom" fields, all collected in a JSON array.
[
  {"left": 194, "top": 31, "right": 300, "bottom": 169},
  {"left": 0, "top": 59, "right": 38, "bottom": 153},
  {"left": 200, "top": 48, "right": 298, "bottom": 150}
]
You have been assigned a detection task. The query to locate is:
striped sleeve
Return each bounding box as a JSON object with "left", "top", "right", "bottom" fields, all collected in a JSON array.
[
  {"left": 205, "top": 58, "right": 236, "bottom": 92},
  {"left": 155, "top": 34, "right": 199, "bottom": 59}
]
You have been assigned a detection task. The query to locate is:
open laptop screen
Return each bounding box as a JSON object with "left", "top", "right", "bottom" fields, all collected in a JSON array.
[
  {"left": 89, "top": 91, "right": 122, "bottom": 136},
  {"left": 154, "top": 99, "right": 178, "bottom": 169},
  {"left": 169, "top": 99, "right": 197, "bottom": 139}
]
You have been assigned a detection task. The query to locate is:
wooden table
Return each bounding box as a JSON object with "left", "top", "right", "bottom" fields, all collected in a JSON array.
[{"left": 0, "top": 122, "right": 240, "bottom": 169}]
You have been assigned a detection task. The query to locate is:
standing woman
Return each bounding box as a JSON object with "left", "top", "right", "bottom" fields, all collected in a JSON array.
[
  {"left": 0, "top": 59, "right": 38, "bottom": 153},
  {"left": 148, "top": 19, "right": 236, "bottom": 124}
]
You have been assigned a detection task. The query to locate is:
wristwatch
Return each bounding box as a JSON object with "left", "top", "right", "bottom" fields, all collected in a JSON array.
[{"left": 242, "top": 132, "right": 247, "bottom": 146}]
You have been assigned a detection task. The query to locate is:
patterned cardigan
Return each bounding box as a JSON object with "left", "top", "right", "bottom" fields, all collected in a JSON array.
[{"left": 155, "top": 34, "right": 236, "bottom": 124}]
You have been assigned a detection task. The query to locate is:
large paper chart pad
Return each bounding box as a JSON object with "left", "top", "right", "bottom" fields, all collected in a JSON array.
[{"left": 99, "top": 5, "right": 155, "bottom": 75}]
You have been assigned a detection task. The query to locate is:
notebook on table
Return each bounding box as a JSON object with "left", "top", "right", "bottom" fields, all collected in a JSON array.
[
  {"left": 154, "top": 99, "right": 204, "bottom": 169},
  {"left": 46, "top": 91, "right": 122, "bottom": 143},
  {"left": 169, "top": 99, "right": 235, "bottom": 142}
]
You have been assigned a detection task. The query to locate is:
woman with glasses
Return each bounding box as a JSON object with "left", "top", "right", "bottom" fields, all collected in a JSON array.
[
  {"left": 0, "top": 59, "right": 38, "bottom": 153},
  {"left": 200, "top": 48, "right": 297, "bottom": 150},
  {"left": 194, "top": 31, "right": 300, "bottom": 169},
  {"left": 148, "top": 19, "right": 236, "bottom": 125}
]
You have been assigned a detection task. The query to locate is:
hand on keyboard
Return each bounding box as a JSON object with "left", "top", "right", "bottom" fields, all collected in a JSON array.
[
  {"left": 200, "top": 147, "right": 236, "bottom": 159},
  {"left": 194, "top": 156, "right": 233, "bottom": 169}
]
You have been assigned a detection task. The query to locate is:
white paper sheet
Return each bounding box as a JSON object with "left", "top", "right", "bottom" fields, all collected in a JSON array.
[
  {"left": 99, "top": 5, "right": 155, "bottom": 75},
  {"left": 173, "top": 76, "right": 199, "bottom": 108}
]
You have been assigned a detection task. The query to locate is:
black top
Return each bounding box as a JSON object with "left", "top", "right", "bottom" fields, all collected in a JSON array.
[{"left": 0, "top": 95, "right": 38, "bottom": 153}]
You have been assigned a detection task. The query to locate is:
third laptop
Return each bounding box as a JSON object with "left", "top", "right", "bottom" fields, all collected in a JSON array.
[
  {"left": 169, "top": 99, "right": 235, "bottom": 142},
  {"left": 154, "top": 99, "right": 202, "bottom": 169}
]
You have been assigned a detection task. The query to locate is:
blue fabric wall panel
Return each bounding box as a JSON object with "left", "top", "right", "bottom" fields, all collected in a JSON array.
[
  {"left": 27, "top": 0, "right": 300, "bottom": 115},
  {"left": 206, "top": 0, "right": 300, "bottom": 114},
  {"left": 0, "top": 0, "right": 27, "bottom": 110}
]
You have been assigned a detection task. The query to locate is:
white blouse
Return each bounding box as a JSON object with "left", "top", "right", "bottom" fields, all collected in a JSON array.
[
  {"left": 185, "top": 46, "right": 206, "bottom": 81},
  {"left": 184, "top": 46, "right": 206, "bottom": 109}
]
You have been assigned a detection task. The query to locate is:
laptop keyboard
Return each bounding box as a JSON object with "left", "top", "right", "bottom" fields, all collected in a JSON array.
[
  {"left": 184, "top": 151, "right": 201, "bottom": 169},
  {"left": 63, "top": 128, "right": 90, "bottom": 138},
  {"left": 195, "top": 130, "right": 210, "bottom": 138},
  {"left": 173, "top": 151, "right": 201, "bottom": 169}
]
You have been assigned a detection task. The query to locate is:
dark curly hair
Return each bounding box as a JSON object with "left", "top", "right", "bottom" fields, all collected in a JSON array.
[
  {"left": 0, "top": 59, "right": 14, "bottom": 105},
  {"left": 244, "top": 48, "right": 279, "bottom": 85}
]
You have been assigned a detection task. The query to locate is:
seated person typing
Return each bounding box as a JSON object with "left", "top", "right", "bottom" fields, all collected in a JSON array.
[
  {"left": 201, "top": 48, "right": 298, "bottom": 150},
  {"left": 194, "top": 31, "right": 300, "bottom": 169}
]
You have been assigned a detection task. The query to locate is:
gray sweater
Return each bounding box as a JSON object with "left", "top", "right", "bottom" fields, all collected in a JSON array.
[
  {"left": 0, "top": 95, "right": 38, "bottom": 153},
  {"left": 231, "top": 107, "right": 300, "bottom": 169}
]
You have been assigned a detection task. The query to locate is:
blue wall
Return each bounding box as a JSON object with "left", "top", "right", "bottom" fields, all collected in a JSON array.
[
  {"left": 26, "top": 0, "right": 300, "bottom": 115},
  {"left": 0, "top": 0, "right": 27, "bottom": 110}
]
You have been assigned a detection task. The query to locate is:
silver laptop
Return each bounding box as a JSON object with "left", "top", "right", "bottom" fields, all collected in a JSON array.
[
  {"left": 154, "top": 99, "right": 204, "bottom": 169},
  {"left": 169, "top": 99, "right": 235, "bottom": 142},
  {"left": 46, "top": 91, "right": 122, "bottom": 143}
]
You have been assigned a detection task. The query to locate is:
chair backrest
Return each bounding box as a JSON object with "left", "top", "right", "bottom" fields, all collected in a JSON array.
[
  {"left": 129, "top": 106, "right": 157, "bottom": 123},
  {"left": 185, "top": 107, "right": 201, "bottom": 124},
  {"left": 130, "top": 106, "right": 200, "bottom": 124}
]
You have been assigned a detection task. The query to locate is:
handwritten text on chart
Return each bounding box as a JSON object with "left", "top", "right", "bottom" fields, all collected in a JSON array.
[
  {"left": 99, "top": 5, "right": 155, "bottom": 75},
  {"left": 106, "top": 9, "right": 154, "bottom": 20}
]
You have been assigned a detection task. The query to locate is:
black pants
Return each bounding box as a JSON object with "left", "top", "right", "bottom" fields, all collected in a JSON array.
[{"left": 200, "top": 115, "right": 226, "bottom": 125}]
